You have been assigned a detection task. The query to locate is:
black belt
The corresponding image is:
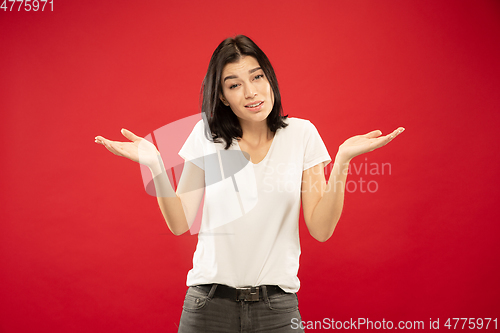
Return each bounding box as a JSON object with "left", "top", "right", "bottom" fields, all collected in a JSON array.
[{"left": 195, "top": 284, "right": 286, "bottom": 302}]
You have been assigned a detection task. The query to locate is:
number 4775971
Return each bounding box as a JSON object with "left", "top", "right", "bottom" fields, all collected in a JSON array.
[
  {"left": 444, "top": 318, "right": 497, "bottom": 330},
  {"left": 1, "top": 0, "right": 53, "bottom": 11}
]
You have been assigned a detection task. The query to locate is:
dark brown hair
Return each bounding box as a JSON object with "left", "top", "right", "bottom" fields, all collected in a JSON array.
[{"left": 200, "top": 35, "right": 288, "bottom": 149}]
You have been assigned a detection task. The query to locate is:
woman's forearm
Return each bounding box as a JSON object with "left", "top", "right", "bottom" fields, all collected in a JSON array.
[
  {"left": 308, "top": 154, "right": 351, "bottom": 242},
  {"left": 307, "top": 127, "right": 405, "bottom": 242},
  {"left": 149, "top": 158, "right": 190, "bottom": 236}
]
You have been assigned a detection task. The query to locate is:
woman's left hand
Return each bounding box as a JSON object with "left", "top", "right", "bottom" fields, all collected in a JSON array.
[{"left": 337, "top": 127, "right": 405, "bottom": 162}]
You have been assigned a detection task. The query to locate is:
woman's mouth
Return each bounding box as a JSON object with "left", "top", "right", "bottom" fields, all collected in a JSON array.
[{"left": 245, "top": 101, "right": 264, "bottom": 111}]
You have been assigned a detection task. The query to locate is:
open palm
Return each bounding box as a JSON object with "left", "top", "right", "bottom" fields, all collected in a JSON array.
[
  {"left": 95, "top": 129, "right": 160, "bottom": 168},
  {"left": 338, "top": 127, "right": 405, "bottom": 161}
]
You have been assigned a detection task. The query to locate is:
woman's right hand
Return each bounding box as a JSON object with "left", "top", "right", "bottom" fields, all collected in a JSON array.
[{"left": 95, "top": 129, "right": 160, "bottom": 168}]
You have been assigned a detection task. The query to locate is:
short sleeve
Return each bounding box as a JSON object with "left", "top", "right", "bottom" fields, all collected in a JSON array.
[
  {"left": 178, "top": 120, "right": 206, "bottom": 170},
  {"left": 303, "top": 120, "right": 331, "bottom": 171}
]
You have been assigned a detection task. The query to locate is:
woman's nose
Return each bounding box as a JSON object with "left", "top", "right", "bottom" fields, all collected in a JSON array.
[{"left": 244, "top": 84, "right": 257, "bottom": 99}]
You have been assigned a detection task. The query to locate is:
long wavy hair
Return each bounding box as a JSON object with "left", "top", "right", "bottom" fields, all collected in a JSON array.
[{"left": 200, "top": 35, "right": 288, "bottom": 150}]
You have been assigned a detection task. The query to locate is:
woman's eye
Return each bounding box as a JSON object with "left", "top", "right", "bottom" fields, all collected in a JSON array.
[
  {"left": 229, "top": 84, "right": 239, "bottom": 89},
  {"left": 254, "top": 74, "right": 264, "bottom": 80}
]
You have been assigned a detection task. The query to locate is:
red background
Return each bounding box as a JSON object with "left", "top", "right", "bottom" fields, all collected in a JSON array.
[{"left": 1, "top": 0, "right": 499, "bottom": 332}]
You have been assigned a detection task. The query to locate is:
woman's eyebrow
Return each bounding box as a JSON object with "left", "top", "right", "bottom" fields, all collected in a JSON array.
[
  {"left": 223, "top": 75, "right": 238, "bottom": 82},
  {"left": 223, "top": 67, "right": 263, "bottom": 82},
  {"left": 249, "top": 66, "right": 262, "bottom": 74}
]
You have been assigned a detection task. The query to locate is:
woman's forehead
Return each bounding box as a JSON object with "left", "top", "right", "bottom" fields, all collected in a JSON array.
[{"left": 222, "top": 56, "right": 260, "bottom": 77}]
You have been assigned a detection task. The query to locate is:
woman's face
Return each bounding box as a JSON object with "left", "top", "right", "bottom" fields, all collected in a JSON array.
[{"left": 220, "top": 56, "right": 274, "bottom": 125}]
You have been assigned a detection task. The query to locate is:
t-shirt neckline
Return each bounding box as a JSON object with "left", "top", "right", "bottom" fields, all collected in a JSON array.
[{"left": 234, "top": 129, "right": 279, "bottom": 166}]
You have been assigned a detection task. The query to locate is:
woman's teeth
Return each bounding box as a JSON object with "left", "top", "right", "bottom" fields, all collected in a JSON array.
[{"left": 247, "top": 102, "right": 262, "bottom": 108}]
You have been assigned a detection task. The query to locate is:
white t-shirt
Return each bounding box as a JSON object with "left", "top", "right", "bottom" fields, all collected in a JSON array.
[{"left": 178, "top": 117, "right": 331, "bottom": 293}]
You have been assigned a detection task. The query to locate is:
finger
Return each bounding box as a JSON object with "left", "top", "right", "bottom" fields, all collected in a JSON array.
[
  {"left": 121, "top": 128, "right": 142, "bottom": 142},
  {"left": 101, "top": 138, "right": 116, "bottom": 153},
  {"left": 95, "top": 136, "right": 111, "bottom": 146},
  {"left": 373, "top": 127, "right": 405, "bottom": 148},
  {"left": 388, "top": 127, "right": 405, "bottom": 139},
  {"left": 364, "top": 130, "right": 382, "bottom": 139},
  {"left": 95, "top": 136, "right": 114, "bottom": 146}
]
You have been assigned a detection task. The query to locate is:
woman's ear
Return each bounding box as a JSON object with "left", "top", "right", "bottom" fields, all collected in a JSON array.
[{"left": 220, "top": 93, "right": 229, "bottom": 106}]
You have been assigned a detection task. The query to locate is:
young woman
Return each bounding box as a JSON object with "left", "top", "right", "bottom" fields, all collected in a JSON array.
[{"left": 95, "top": 35, "right": 404, "bottom": 332}]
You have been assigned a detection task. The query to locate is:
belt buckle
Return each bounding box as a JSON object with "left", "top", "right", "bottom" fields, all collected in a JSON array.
[{"left": 237, "top": 287, "right": 259, "bottom": 302}]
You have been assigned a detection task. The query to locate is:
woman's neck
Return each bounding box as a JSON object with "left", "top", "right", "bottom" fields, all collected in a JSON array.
[{"left": 238, "top": 119, "right": 274, "bottom": 146}]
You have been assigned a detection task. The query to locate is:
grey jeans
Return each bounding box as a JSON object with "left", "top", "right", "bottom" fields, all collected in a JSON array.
[{"left": 178, "top": 285, "right": 304, "bottom": 332}]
